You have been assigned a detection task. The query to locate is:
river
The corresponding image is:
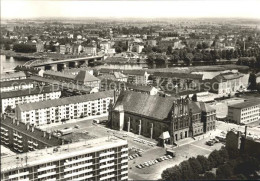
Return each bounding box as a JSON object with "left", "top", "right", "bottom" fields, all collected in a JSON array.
[{"left": 1, "top": 55, "right": 28, "bottom": 73}]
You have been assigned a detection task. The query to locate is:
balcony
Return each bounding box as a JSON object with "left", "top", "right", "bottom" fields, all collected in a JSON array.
[
  {"left": 38, "top": 165, "right": 56, "bottom": 172},
  {"left": 64, "top": 169, "right": 93, "bottom": 178},
  {"left": 121, "top": 159, "right": 128, "bottom": 164},
  {"left": 100, "top": 157, "right": 115, "bottom": 163},
  {"left": 121, "top": 176, "right": 128, "bottom": 180},
  {"left": 100, "top": 174, "right": 115, "bottom": 181},
  {"left": 121, "top": 165, "right": 128, "bottom": 169},
  {"left": 100, "top": 168, "right": 115, "bottom": 175},
  {"left": 100, "top": 162, "right": 114, "bottom": 169},
  {"left": 74, "top": 174, "right": 93, "bottom": 181},
  {"left": 64, "top": 156, "right": 93, "bottom": 166},
  {"left": 121, "top": 170, "right": 128, "bottom": 175},
  {"left": 121, "top": 153, "right": 128, "bottom": 157},
  {"left": 9, "top": 171, "right": 29, "bottom": 179},
  {"left": 64, "top": 162, "right": 92, "bottom": 172},
  {"left": 100, "top": 151, "right": 115, "bottom": 157},
  {"left": 121, "top": 147, "right": 128, "bottom": 152},
  {"left": 37, "top": 171, "right": 56, "bottom": 179}
]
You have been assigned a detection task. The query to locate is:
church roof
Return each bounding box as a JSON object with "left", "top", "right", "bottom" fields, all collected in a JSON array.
[{"left": 113, "top": 91, "right": 177, "bottom": 121}]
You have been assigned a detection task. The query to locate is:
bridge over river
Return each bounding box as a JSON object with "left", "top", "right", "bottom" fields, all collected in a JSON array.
[{"left": 24, "top": 55, "right": 104, "bottom": 71}]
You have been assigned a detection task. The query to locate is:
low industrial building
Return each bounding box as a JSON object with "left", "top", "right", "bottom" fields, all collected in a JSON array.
[
  {"left": 1, "top": 137, "right": 128, "bottom": 181},
  {"left": 16, "top": 91, "right": 114, "bottom": 126},
  {"left": 0, "top": 72, "right": 27, "bottom": 82}
]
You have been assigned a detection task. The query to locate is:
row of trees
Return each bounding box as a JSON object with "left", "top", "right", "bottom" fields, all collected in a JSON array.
[
  {"left": 145, "top": 46, "right": 260, "bottom": 66},
  {"left": 13, "top": 43, "right": 36, "bottom": 53},
  {"left": 237, "top": 56, "right": 260, "bottom": 68},
  {"left": 161, "top": 147, "right": 260, "bottom": 180}
]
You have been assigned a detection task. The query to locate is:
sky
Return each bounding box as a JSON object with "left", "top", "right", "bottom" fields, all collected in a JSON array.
[{"left": 1, "top": 0, "right": 260, "bottom": 19}]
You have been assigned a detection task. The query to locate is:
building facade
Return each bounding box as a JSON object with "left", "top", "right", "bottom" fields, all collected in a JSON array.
[
  {"left": 16, "top": 91, "right": 114, "bottom": 126},
  {"left": 122, "top": 70, "right": 150, "bottom": 85},
  {"left": 1, "top": 86, "right": 61, "bottom": 113},
  {"left": 1, "top": 115, "right": 69, "bottom": 153},
  {"left": 1, "top": 137, "right": 128, "bottom": 181},
  {"left": 0, "top": 79, "right": 35, "bottom": 93},
  {"left": 227, "top": 100, "right": 260, "bottom": 124},
  {"left": 110, "top": 91, "right": 216, "bottom": 144}
]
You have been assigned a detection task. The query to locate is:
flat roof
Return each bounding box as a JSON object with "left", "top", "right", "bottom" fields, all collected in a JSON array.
[
  {"left": 1, "top": 137, "right": 127, "bottom": 173},
  {"left": 228, "top": 100, "right": 260, "bottom": 109},
  {"left": 0, "top": 79, "right": 40, "bottom": 88},
  {"left": 17, "top": 90, "right": 114, "bottom": 112},
  {"left": 1, "top": 145, "right": 16, "bottom": 158},
  {"left": 1, "top": 85, "right": 60, "bottom": 99}
]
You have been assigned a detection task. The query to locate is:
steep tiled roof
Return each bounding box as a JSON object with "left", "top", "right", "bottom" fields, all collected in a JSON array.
[
  {"left": 189, "top": 102, "right": 202, "bottom": 114},
  {"left": 213, "top": 73, "right": 243, "bottom": 82},
  {"left": 44, "top": 70, "right": 75, "bottom": 79},
  {"left": 75, "top": 70, "right": 100, "bottom": 82},
  {"left": 113, "top": 91, "right": 177, "bottom": 121},
  {"left": 127, "top": 84, "right": 154, "bottom": 92},
  {"left": 17, "top": 90, "right": 114, "bottom": 112},
  {"left": 196, "top": 102, "right": 215, "bottom": 113}
]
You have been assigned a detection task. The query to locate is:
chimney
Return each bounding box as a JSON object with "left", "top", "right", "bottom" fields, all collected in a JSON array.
[
  {"left": 43, "top": 131, "right": 46, "bottom": 137},
  {"left": 245, "top": 126, "right": 248, "bottom": 138},
  {"left": 49, "top": 133, "right": 52, "bottom": 140},
  {"left": 12, "top": 118, "right": 16, "bottom": 124},
  {"left": 31, "top": 125, "right": 34, "bottom": 132}
]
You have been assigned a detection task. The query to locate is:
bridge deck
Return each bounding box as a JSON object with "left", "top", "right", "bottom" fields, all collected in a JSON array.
[{"left": 31, "top": 56, "right": 103, "bottom": 67}]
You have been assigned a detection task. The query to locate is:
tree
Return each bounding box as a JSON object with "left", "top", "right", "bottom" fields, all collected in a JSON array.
[
  {"left": 197, "top": 43, "right": 202, "bottom": 49},
  {"left": 248, "top": 73, "right": 257, "bottom": 90},
  {"left": 208, "top": 150, "right": 222, "bottom": 168},
  {"left": 234, "top": 156, "right": 260, "bottom": 176},
  {"left": 202, "top": 42, "right": 209, "bottom": 49},
  {"left": 188, "top": 157, "right": 203, "bottom": 175},
  {"left": 197, "top": 155, "right": 210, "bottom": 172},
  {"left": 204, "top": 172, "right": 216, "bottom": 180},
  {"left": 161, "top": 165, "right": 182, "bottom": 180},
  {"left": 184, "top": 53, "right": 193, "bottom": 66},
  {"left": 5, "top": 105, "right": 13, "bottom": 113},
  {"left": 216, "top": 164, "right": 233, "bottom": 179},
  {"left": 180, "top": 161, "right": 194, "bottom": 180},
  {"left": 218, "top": 147, "right": 229, "bottom": 163}
]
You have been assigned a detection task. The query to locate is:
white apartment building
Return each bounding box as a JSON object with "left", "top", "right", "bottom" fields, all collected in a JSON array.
[
  {"left": 227, "top": 100, "right": 260, "bottom": 124},
  {"left": 1, "top": 137, "right": 128, "bottom": 181},
  {"left": 1, "top": 86, "right": 61, "bottom": 113},
  {"left": 0, "top": 79, "right": 35, "bottom": 93},
  {"left": 16, "top": 91, "right": 114, "bottom": 126}
]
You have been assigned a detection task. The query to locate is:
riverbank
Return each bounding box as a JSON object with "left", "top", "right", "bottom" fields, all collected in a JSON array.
[{"left": 0, "top": 50, "right": 89, "bottom": 61}]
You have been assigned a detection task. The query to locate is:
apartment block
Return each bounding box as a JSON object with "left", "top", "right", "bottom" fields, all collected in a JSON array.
[
  {"left": 1, "top": 137, "right": 128, "bottom": 181},
  {"left": 0, "top": 79, "right": 35, "bottom": 93},
  {"left": 1, "top": 115, "right": 69, "bottom": 153},
  {"left": 16, "top": 91, "right": 114, "bottom": 126},
  {"left": 227, "top": 100, "right": 260, "bottom": 124},
  {"left": 1, "top": 86, "right": 61, "bottom": 113}
]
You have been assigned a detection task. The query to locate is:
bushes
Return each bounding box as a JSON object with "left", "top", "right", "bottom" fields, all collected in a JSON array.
[{"left": 13, "top": 43, "right": 36, "bottom": 53}]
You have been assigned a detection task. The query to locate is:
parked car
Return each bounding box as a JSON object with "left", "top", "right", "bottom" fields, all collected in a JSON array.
[{"left": 74, "top": 124, "right": 79, "bottom": 129}]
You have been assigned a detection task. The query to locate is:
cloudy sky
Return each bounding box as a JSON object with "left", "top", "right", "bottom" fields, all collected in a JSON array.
[{"left": 1, "top": 0, "right": 260, "bottom": 19}]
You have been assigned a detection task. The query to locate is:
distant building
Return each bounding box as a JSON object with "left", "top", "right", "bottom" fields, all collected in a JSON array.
[
  {"left": 16, "top": 91, "right": 114, "bottom": 126},
  {"left": 1, "top": 115, "right": 69, "bottom": 153},
  {"left": 110, "top": 91, "right": 216, "bottom": 144},
  {"left": 126, "top": 84, "right": 158, "bottom": 95},
  {"left": 256, "top": 72, "right": 260, "bottom": 84},
  {"left": 227, "top": 100, "right": 260, "bottom": 124},
  {"left": 75, "top": 71, "right": 100, "bottom": 89},
  {"left": 98, "top": 72, "right": 128, "bottom": 82},
  {"left": 1, "top": 137, "right": 128, "bottom": 181},
  {"left": 1, "top": 86, "right": 61, "bottom": 113},
  {"left": 122, "top": 70, "right": 150, "bottom": 85},
  {"left": 36, "top": 40, "right": 44, "bottom": 52},
  {"left": 0, "top": 72, "right": 27, "bottom": 82},
  {"left": 146, "top": 39, "right": 157, "bottom": 47},
  {"left": 85, "top": 45, "right": 97, "bottom": 56},
  {"left": 210, "top": 72, "right": 244, "bottom": 95},
  {"left": 59, "top": 45, "right": 66, "bottom": 54},
  {"left": 0, "top": 79, "right": 35, "bottom": 93}
]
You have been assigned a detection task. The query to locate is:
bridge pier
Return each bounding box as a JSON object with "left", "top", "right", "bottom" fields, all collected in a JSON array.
[
  {"left": 68, "top": 61, "right": 79, "bottom": 68},
  {"left": 57, "top": 63, "right": 68, "bottom": 72},
  {"left": 50, "top": 64, "right": 57, "bottom": 71},
  {"left": 44, "top": 65, "right": 52, "bottom": 71}
]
